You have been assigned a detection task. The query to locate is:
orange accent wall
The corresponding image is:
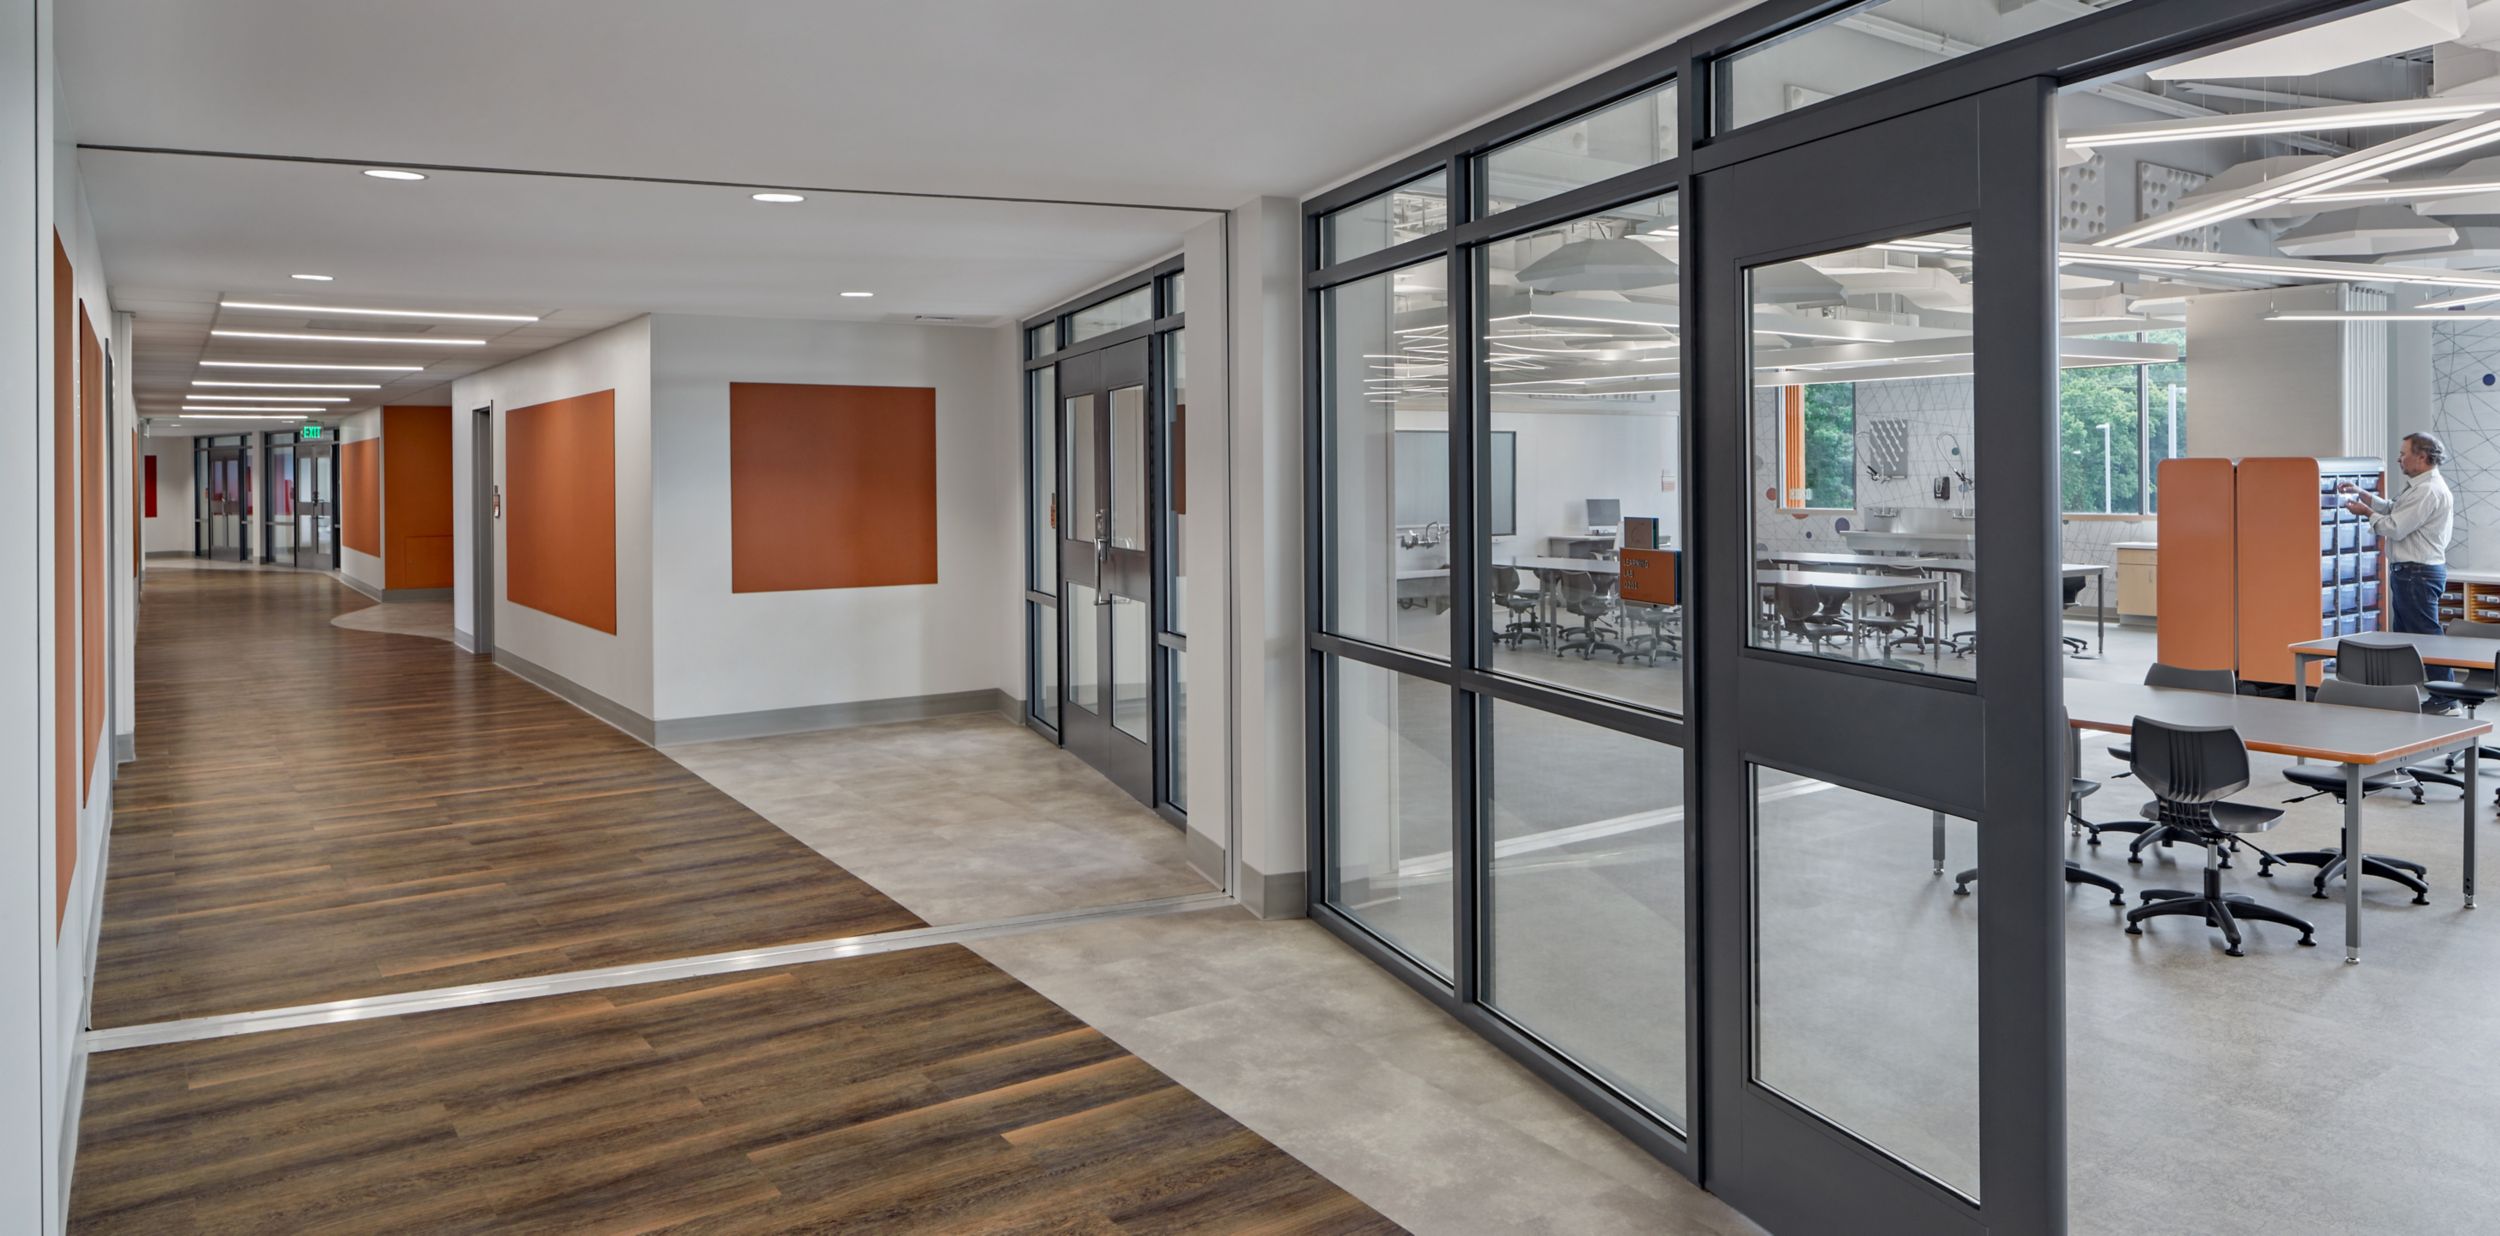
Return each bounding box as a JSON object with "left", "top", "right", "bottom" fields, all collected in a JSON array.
[
  {"left": 506, "top": 390, "right": 618, "bottom": 632},
  {"left": 381, "top": 406, "right": 455, "bottom": 589},
  {"left": 1781, "top": 386, "right": 1806, "bottom": 508},
  {"left": 341, "top": 438, "right": 381, "bottom": 556},
  {"left": 2155, "top": 457, "right": 2237, "bottom": 675},
  {"left": 51, "top": 235, "right": 74, "bottom": 932},
  {"left": 728, "top": 383, "right": 938, "bottom": 593},
  {"left": 79, "top": 308, "right": 104, "bottom": 802}
]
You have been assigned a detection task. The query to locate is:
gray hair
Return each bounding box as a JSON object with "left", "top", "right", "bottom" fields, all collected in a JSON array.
[{"left": 2405, "top": 431, "right": 2448, "bottom": 466}]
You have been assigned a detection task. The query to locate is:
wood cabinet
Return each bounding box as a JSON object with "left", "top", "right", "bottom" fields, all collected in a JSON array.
[{"left": 2115, "top": 543, "right": 2157, "bottom": 621}]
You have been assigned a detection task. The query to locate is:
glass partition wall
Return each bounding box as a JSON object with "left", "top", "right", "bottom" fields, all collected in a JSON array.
[
  {"left": 1022, "top": 260, "right": 1188, "bottom": 821},
  {"left": 1302, "top": 2, "right": 2374, "bottom": 1233}
]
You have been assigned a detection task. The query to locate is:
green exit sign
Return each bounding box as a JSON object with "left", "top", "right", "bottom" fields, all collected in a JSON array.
[{"left": 298, "top": 425, "right": 324, "bottom": 441}]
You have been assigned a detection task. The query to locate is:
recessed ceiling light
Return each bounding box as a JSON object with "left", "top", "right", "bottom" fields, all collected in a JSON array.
[
  {"left": 291, "top": 273, "right": 334, "bottom": 282},
  {"left": 752, "top": 192, "right": 805, "bottom": 203},
  {"left": 187, "top": 394, "right": 349, "bottom": 402},
  {"left": 194, "top": 380, "right": 381, "bottom": 389},
  {"left": 199, "top": 360, "right": 424, "bottom": 372},
  {"left": 220, "top": 300, "right": 539, "bottom": 323},
  {"left": 363, "top": 169, "right": 426, "bottom": 181},
  {"left": 210, "top": 330, "right": 484, "bottom": 346},
  {"left": 840, "top": 291, "right": 874, "bottom": 298}
]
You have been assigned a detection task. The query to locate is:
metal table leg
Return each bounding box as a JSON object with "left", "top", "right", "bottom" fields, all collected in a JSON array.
[
  {"left": 2468, "top": 743, "right": 2480, "bottom": 910},
  {"left": 1932, "top": 810, "right": 1945, "bottom": 876},
  {"left": 2346, "top": 762, "right": 2366, "bottom": 963},
  {"left": 2098, "top": 571, "right": 2108, "bottom": 655}
]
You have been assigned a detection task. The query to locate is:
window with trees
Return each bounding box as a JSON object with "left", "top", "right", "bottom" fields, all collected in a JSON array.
[
  {"left": 1800, "top": 383, "right": 1854, "bottom": 510},
  {"left": 2059, "top": 328, "right": 2183, "bottom": 515}
]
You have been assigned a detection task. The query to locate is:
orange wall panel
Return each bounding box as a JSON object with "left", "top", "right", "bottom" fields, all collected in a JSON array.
[
  {"left": 340, "top": 438, "right": 381, "bottom": 556},
  {"left": 506, "top": 390, "right": 618, "bottom": 633},
  {"left": 78, "top": 308, "right": 104, "bottom": 805},
  {"left": 2155, "top": 457, "right": 2237, "bottom": 676},
  {"left": 728, "top": 383, "right": 938, "bottom": 593},
  {"left": 51, "top": 235, "right": 74, "bottom": 931},
  {"left": 381, "top": 406, "right": 455, "bottom": 589}
]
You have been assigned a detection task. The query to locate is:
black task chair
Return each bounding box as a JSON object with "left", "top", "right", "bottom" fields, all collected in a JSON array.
[
  {"left": 2326, "top": 637, "right": 2439, "bottom": 804},
  {"left": 1955, "top": 708, "right": 2125, "bottom": 905},
  {"left": 1550, "top": 572, "right": 1621, "bottom": 660},
  {"left": 1865, "top": 567, "right": 1951, "bottom": 657},
  {"left": 2415, "top": 623, "right": 2500, "bottom": 805},
  {"left": 2123, "top": 717, "right": 2317, "bottom": 956},
  {"left": 1772, "top": 584, "right": 1852, "bottom": 653},
  {"left": 1491, "top": 565, "right": 1548, "bottom": 649},
  {"left": 2266, "top": 678, "right": 2434, "bottom": 905},
  {"left": 1618, "top": 601, "right": 1681, "bottom": 665},
  {"left": 2087, "top": 663, "right": 2238, "bottom": 846},
  {"left": 2058, "top": 575, "right": 2091, "bottom": 656}
]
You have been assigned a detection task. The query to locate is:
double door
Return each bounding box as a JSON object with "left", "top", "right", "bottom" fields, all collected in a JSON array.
[
  {"left": 1056, "top": 341, "right": 1155, "bottom": 802},
  {"left": 201, "top": 443, "right": 248, "bottom": 561},
  {"left": 293, "top": 441, "right": 337, "bottom": 569}
]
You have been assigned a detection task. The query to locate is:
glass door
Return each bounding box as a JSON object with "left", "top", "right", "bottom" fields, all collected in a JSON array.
[
  {"left": 266, "top": 437, "right": 296, "bottom": 564},
  {"left": 1691, "top": 82, "right": 2063, "bottom": 1235},
  {"left": 205, "top": 443, "right": 246, "bottom": 561},
  {"left": 1055, "top": 340, "right": 1156, "bottom": 802},
  {"left": 296, "top": 441, "right": 336, "bottom": 569}
]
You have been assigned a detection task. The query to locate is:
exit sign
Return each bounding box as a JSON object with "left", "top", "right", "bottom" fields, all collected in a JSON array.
[{"left": 298, "top": 425, "right": 324, "bottom": 441}]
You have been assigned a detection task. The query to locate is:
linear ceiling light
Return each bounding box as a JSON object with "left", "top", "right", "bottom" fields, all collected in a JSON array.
[
  {"left": 2059, "top": 241, "right": 2500, "bottom": 294},
  {"left": 210, "top": 330, "right": 484, "bottom": 346},
  {"left": 198, "top": 360, "right": 424, "bottom": 372},
  {"left": 290, "top": 273, "right": 333, "bottom": 281},
  {"left": 179, "top": 409, "right": 309, "bottom": 417},
  {"left": 186, "top": 394, "right": 348, "bottom": 402},
  {"left": 2267, "top": 309, "right": 2500, "bottom": 322},
  {"left": 839, "top": 291, "right": 874, "bottom": 298},
  {"left": 194, "top": 380, "right": 380, "bottom": 389},
  {"left": 2294, "top": 177, "right": 2500, "bottom": 206},
  {"left": 2099, "top": 112, "right": 2500, "bottom": 247},
  {"left": 363, "top": 169, "right": 426, "bottom": 181},
  {"left": 220, "top": 300, "right": 538, "bottom": 323},
  {"left": 2064, "top": 98, "right": 2500, "bottom": 150},
  {"left": 752, "top": 192, "right": 804, "bottom": 203}
]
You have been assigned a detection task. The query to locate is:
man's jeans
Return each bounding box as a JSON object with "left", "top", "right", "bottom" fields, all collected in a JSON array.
[{"left": 2392, "top": 561, "right": 2451, "bottom": 685}]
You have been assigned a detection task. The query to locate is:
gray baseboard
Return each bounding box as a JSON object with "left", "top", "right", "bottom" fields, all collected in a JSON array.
[
  {"left": 143, "top": 549, "right": 190, "bottom": 559},
  {"left": 492, "top": 649, "right": 658, "bottom": 745},
  {"left": 1184, "top": 827, "right": 1225, "bottom": 889},
  {"left": 1237, "top": 859, "right": 1309, "bottom": 921},
  {"left": 994, "top": 691, "right": 1025, "bottom": 726},
  {"left": 334, "top": 572, "right": 453, "bottom": 604},
  {"left": 452, "top": 628, "right": 477, "bottom": 653},
  {"left": 114, "top": 731, "right": 134, "bottom": 765},
  {"left": 654, "top": 689, "right": 1015, "bottom": 747}
]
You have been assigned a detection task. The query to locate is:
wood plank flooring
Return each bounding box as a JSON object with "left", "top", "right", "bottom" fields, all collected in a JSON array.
[
  {"left": 97, "top": 568, "right": 924, "bottom": 1026},
  {"left": 72, "top": 945, "right": 1398, "bottom": 1234}
]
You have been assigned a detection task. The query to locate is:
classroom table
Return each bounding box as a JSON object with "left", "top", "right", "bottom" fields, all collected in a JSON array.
[
  {"left": 1757, "top": 568, "right": 1948, "bottom": 659},
  {"left": 2065, "top": 677, "right": 2490, "bottom": 963},
  {"left": 2289, "top": 632, "right": 2500, "bottom": 701},
  {"left": 1755, "top": 555, "right": 2110, "bottom": 655}
]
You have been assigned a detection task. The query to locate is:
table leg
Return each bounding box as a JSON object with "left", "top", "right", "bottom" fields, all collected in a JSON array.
[
  {"left": 1852, "top": 593, "right": 1867, "bottom": 660},
  {"left": 2467, "top": 743, "right": 2480, "bottom": 911},
  {"left": 2346, "top": 762, "right": 2365, "bottom": 963},
  {"left": 2295, "top": 653, "right": 2318, "bottom": 703},
  {"left": 2097, "top": 572, "right": 2107, "bottom": 655},
  {"left": 1932, "top": 810, "right": 1945, "bottom": 876}
]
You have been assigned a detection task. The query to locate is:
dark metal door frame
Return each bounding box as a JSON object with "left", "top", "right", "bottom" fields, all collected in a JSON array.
[
  {"left": 471, "top": 405, "right": 495, "bottom": 656},
  {"left": 1055, "top": 342, "right": 1157, "bottom": 803},
  {"left": 1691, "top": 80, "right": 2062, "bottom": 1236}
]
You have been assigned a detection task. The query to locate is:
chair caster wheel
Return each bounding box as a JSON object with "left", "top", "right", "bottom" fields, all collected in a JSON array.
[
  {"left": 2125, "top": 925, "right": 2144, "bottom": 936},
  {"left": 2312, "top": 891, "right": 2330, "bottom": 900},
  {"left": 2108, "top": 894, "right": 2125, "bottom": 907},
  {"left": 1953, "top": 884, "right": 1970, "bottom": 896},
  {"left": 2225, "top": 947, "right": 2245, "bottom": 958},
  {"left": 2128, "top": 856, "right": 2143, "bottom": 865},
  {"left": 2299, "top": 936, "right": 2317, "bottom": 947},
  {"left": 2414, "top": 895, "right": 2431, "bottom": 906},
  {"left": 2086, "top": 836, "right": 2101, "bottom": 847}
]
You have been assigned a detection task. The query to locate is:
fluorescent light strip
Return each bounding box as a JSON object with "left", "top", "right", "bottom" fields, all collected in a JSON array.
[
  {"left": 2424, "top": 290, "right": 2500, "bottom": 309},
  {"left": 2267, "top": 309, "right": 2500, "bottom": 322},
  {"left": 2066, "top": 99, "right": 2500, "bottom": 150},
  {"left": 194, "top": 380, "right": 380, "bottom": 389},
  {"left": 186, "top": 394, "right": 348, "bottom": 403},
  {"left": 220, "top": 300, "right": 538, "bottom": 323},
  {"left": 2294, "top": 177, "right": 2500, "bottom": 206},
  {"left": 2101, "top": 112, "right": 2500, "bottom": 247},
  {"left": 179, "top": 410, "right": 310, "bottom": 417},
  {"left": 211, "top": 330, "right": 486, "bottom": 346},
  {"left": 198, "top": 361, "right": 424, "bottom": 372},
  {"left": 1491, "top": 312, "right": 1676, "bottom": 330}
]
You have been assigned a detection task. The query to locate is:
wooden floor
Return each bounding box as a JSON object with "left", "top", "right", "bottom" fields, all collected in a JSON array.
[
  {"left": 98, "top": 568, "right": 922, "bottom": 1026},
  {"left": 79, "top": 568, "right": 1396, "bottom": 1232}
]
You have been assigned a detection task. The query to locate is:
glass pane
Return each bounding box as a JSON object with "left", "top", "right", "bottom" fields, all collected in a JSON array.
[
  {"left": 1718, "top": 0, "right": 2140, "bottom": 132},
  {"left": 1481, "top": 193, "right": 1681, "bottom": 712},
  {"left": 1030, "top": 604, "right": 1059, "bottom": 729},
  {"left": 1482, "top": 83, "right": 1678, "bottom": 215},
  {"left": 1166, "top": 330, "right": 1187, "bottom": 635},
  {"left": 1322, "top": 260, "right": 1451, "bottom": 657},
  {"left": 1167, "top": 648, "right": 1188, "bottom": 810},
  {"left": 1324, "top": 170, "right": 1452, "bottom": 265},
  {"left": 1068, "top": 583, "right": 1100, "bottom": 715},
  {"left": 1026, "top": 322, "right": 1056, "bottom": 358},
  {"left": 1749, "top": 227, "right": 1974, "bottom": 678},
  {"left": 1109, "top": 384, "right": 1146, "bottom": 550},
  {"left": 1065, "top": 392, "right": 1095, "bottom": 546},
  {"left": 1326, "top": 657, "right": 1453, "bottom": 978},
  {"left": 1110, "top": 594, "right": 1150, "bottom": 741},
  {"left": 1029, "top": 366, "right": 1057, "bottom": 595},
  {"left": 1485, "top": 700, "right": 1686, "bottom": 1128},
  {"left": 1069, "top": 286, "right": 1153, "bottom": 344},
  {"left": 2059, "top": 355, "right": 2144, "bottom": 515},
  {"left": 2145, "top": 329, "right": 2185, "bottom": 514},
  {"left": 1753, "top": 771, "right": 1978, "bottom": 1200},
  {"left": 1162, "top": 271, "right": 1185, "bottom": 317}
]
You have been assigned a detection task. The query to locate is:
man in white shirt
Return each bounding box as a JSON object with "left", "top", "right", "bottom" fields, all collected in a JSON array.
[{"left": 2340, "top": 431, "right": 2456, "bottom": 703}]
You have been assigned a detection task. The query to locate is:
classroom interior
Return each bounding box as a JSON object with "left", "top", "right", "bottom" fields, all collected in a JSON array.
[{"left": 1326, "top": 10, "right": 2500, "bottom": 1232}]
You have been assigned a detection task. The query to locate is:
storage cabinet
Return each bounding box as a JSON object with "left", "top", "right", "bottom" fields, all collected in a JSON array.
[
  {"left": 2157, "top": 455, "right": 2387, "bottom": 689},
  {"left": 2114, "top": 542, "right": 2157, "bottom": 621},
  {"left": 2438, "top": 569, "right": 2500, "bottom": 625}
]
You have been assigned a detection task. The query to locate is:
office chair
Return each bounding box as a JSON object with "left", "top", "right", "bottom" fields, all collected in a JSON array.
[
  {"left": 1772, "top": 584, "right": 1851, "bottom": 653},
  {"left": 2058, "top": 575, "right": 2091, "bottom": 656},
  {"left": 2087, "top": 663, "right": 2237, "bottom": 840},
  {"left": 2123, "top": 716, "right": 2317, "bottom": 956},
  {"left": 2417, "top": 623, "right": 2500, "bottom": 805},
  {"left": 1491, "top": 565, "right": 1547, "bottom": 649},
  {"left": 1618, "top": 601, "right": 1680, "bottom": 665},
  {"left": 2326, "top": 637, "right": 2436, "bottom": 804},
  {"left": 2265, "top": 678, "right": 2434, "bottom": 905},
  {"left": 1860, "top": 566, "right": 1951, "bottom": 657},
  {"left": 1551, "top": 572, "right": 1621, "bottom": 660},
  {"left": 1954, "top": 707, "right": 2125, "bottom": 905}
]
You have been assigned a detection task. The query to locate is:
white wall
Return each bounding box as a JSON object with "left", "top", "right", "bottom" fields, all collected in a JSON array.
[
  {"left": 451, "top": 316, "right": 655, "bottom": 716},
  {"left": 335, "top": 408, "right": 383, "bottom": 589},
  {"left": 141, "top": 433, "right": 193, "bottom": 555},
  {"left": 1225, "top": 196, "right": 1306, "bottom": 905},
  {"left": 646, "top": 314, "right": 1014, "bottom": 722}
]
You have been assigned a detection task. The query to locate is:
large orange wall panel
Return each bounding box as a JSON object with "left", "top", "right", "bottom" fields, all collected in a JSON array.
[
  {"left": 2155, "top": 457, "right": 2237, "bottom": 675},
  {"left": 50, "top": 235, "right": 74, "bottom": 931},
  {"left": 78, "top": 308, "right": 104, "bottom": 804},
  {"left": 728, "top": 383, "right": 938, "bottom": 593},
  {"left": 340, "top": 439, "right": 381, "bottom": 556},
  {"left": 506, "top": 390, "right": 619, "bottom": 633},
  {"left": 381, "top": 406, "right": 455, "bottom": 589}
]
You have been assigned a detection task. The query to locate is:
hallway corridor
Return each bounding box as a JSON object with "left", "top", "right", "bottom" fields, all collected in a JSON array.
[{"left": 71, "top": 569, "right": 1394, "bottom": 1233}]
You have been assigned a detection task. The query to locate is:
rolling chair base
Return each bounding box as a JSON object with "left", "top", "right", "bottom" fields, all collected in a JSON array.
[
  {"left": 2261, "top": 848, "right": 2432, "bottom": 904},
  {"left": 1953, "top": 862, "right": 2123, "bottom": 905},
  {"left": 2126, "top": 865, "right": 2315, "bottom": 956}
]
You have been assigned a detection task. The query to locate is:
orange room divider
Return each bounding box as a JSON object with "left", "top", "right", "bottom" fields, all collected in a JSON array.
[{"left": 505, "top": 390, "right": 617, "bottom": 633}]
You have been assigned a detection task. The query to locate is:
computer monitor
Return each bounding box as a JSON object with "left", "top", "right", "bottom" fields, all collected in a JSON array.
[{"left": 1585, "top": 498, "right": 1621, "bottom": 531}]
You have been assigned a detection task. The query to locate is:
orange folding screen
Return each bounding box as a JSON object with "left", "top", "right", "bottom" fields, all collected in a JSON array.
[
  {"left": 381, "top": 406, "right": 454, "bottom": 589},
  {"left": 728, "top": 382, "right": 938, "bottom": 593},
  {"left": 506, "top": 390, "right": 618, "bottom": 633},
  {"left": 78, "top": 308, "right": 104, "bottom": 799},
  {"left": 50, "top": 234, "right": 74, "bottom": 931},
  {"left": 341, "top": 439, "right": 381, "bottom": 556},
  {"left": 2155, "top": 457, "right": 2237, "bottom": 675}
]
